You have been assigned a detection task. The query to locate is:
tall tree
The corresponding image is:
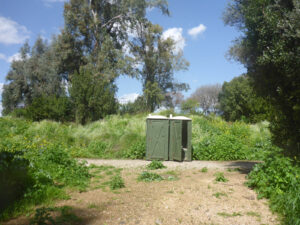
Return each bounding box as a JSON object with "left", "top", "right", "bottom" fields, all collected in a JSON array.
[
  {"left": 130, "top": 22, "right": 189, "bottom": 112},
  {"left": 191, "top": 84, "right": 221, "bottom": 114},
  {"left": 2, "top": 38, "right": 64, "bottom": 115},
  {"left": 218, "top": 75, "right": 269, "bottom": 122},
  {"left": 224, "top": 0, "right": 300, "bottom": 155}
]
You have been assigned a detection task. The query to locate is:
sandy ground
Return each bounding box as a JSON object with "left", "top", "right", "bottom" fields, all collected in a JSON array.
[{"left": 3, "top": 160, "right": 278, "bottom": 225}]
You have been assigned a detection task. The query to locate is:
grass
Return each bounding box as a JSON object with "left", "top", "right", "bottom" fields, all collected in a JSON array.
[
  {"left": 109, "top": 175, "right": 125, "bottom": 190},
  {"left": 214, "top": 172, "right": 228, "bottom": 182},
  {"left": 217, "top": 212, "right": 243, "bottom": 218},
  {"left": 213, "top": 192, "right": 228, "bottom": 198}
]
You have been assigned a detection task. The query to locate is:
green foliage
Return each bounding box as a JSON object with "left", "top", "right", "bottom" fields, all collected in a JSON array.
[
  {"left": 138, "top": 171, "right": 164, "bottom": 182},
  {"left": 192, "top": 115, "right": 272, "bottom": 160},
  {"left": 246, "top": 153, "right": 300, "bottom": 225},
  {"left": 146, "top": 161, "right": 166, "bottom": 170},
  {"left": 219, "top": 75, "right": 269, "bottom": 123},
  {"left": 70, "top": 66, "right": 117, "bottom": 124},
  {"left": 181, "top": 98, "right": 199, "bottom": 114},
  {"left": 200, "top": 167, "right": 208, "bottom": 173},
  {"left": 214, "top": 172, "right": 228, "bottom": 182},
  {"left": 123, "top": 140, "right": 146, "bottom": 159},
  {"left": 23, "top": 96, "right": 74, "bottom": 122},
  {"left": 109, "top": 175, "right": 125, "bottom": 190},
  {"left": 29, "top": 206, "right": 80, "bottom": 225},
  {"left": 0, "top": 151, "right": 32, "bottom": 213},
  {"left": 119, "top": 96, "right": 149, "bottom": 115},
  {"left": 2, "top": 38, "right": 65, "bottom": 116},
  {"left": 213, "top": 192, "right": 228, "bottom": 199},
  {"left": 224, "top": 0, "right": 300, "bottom": 156},
  {"left": 217, "top": 212, "right": 242, "bottom": 218},
  {"left": 131, "top": 22, "right": 189, "bottom": 112},
  {"left": 0, "top": 118, "right": 90, "bottom": 220}
]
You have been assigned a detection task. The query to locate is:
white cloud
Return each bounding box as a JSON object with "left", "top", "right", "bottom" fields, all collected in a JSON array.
[
  {"left": 0, "top": 52, "right": 22, "bottom": 63},
  {"left": 162, "top": 27, "right": 185, "bottom": 53},
  {"left": 7, "top": 53, "right": 21, "bottom": 63},
  {"left": 118, "top": 93, "right": 139, "bottom": 105},
  {"left": 188, "top": 24, "right": 206, "bottom": 38},
  {"left": 0, "top": 17, "right": 30, "bottom": 45},
  {"left": 0, "top": 83, "right": 3, "bottom": 116}
]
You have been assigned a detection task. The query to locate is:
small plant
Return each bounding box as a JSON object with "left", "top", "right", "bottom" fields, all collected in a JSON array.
[
  {"left": 214, "top": 172, "right": 228, "bottom": 182},
  {"left": 200, "top": 167, "right": 208, "bottom": 173},
  {"left": 213, "top": 192, "right": 228, "bottom": 198},
  {"left": 217, "top": 212, "right": 242, "bottom": 218},
  {"left": 146, "top": 160, "right": 166, "bottom": 170},
  {"left": 138, "top": 171, "right": 163, "bottom": 182},
  {"left": 246, "top": 211, "right": 261, "bottom": 218},
  {"left": 88, "top": 203, "right": 99, "bottom": 209},
  {"left": 109, "top": 175, "right": 125, "bottom": 190}
]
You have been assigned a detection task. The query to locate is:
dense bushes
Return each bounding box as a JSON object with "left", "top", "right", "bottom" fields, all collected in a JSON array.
[
  {"left": 0, "top": 118, "right": 90, "bottom": 220},
  {"left": 247, "top": 153, "right": 300, "bottom": 225},
  {"left": 191, "top": 116, "right": 271, "bottom": 160}
]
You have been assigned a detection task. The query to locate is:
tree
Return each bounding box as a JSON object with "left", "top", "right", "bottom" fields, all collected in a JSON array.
[
  {"left": 224, "top": 0, "right": 300, "bottom": 156},
  {"left": 130, "top": 22, "right": 189, "bottom": 112},
  {"left": 191, "top": 84, "right": 221, "bottom": 114},
  {"left": 181, "top": 98, "right": 198, "bottom": 114},
  {"left": 2, "top": 38, "right": 64, "bottom": 115},
  {"left": 218, "top": 75, "right": 269, "bottom": 122},
  {"left": 70, "top": 66, "right": 117, "bottom": 124}
]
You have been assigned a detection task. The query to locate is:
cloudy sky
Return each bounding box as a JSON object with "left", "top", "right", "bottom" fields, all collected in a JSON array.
[{"left": 0, "top": 0, "right": 245, "bottom": 112}]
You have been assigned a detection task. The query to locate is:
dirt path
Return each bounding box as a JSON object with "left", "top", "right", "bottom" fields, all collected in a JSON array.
[
  {"left": 4, "top": 160, "right": 278, "bottom": 225},
  {"left": 81, "top": 159, "right": 261, "bottom": 173}
]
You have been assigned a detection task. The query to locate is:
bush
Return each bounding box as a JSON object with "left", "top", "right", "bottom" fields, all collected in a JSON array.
[
  {"left": 247, "top": 153, "right": 300, "bottom": 225},
  {"left": 0, "top": 151, "right": 32, "bottom": 213},
  {"left": 23, "top": 96, "right": 74, "bottom": 122},
  {"left": 123, "top": 140, "right": 146, "bottom": 159}
]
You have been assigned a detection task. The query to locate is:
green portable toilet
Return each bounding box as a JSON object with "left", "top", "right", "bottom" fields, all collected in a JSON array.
[
  {"left": 169, "top": 116, "right": 192, "bottom": 162},
  {"left": 146, "top": 115, "right": 169, "bottom": 160}
]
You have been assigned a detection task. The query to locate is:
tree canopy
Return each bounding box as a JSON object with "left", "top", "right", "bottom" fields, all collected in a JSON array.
[{"left": 224, "top": 0, "right": 300, "bottom": 156}]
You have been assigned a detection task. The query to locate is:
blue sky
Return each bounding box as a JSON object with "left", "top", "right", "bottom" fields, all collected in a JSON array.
[{"left": 0, "top": 0, "right": 245, "bottom": 113}]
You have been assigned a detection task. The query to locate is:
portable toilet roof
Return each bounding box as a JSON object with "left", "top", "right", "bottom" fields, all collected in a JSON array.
[
  {"left": 171, "top": 116, "right": 192, "bottom": 121},
  {"left": 146, "top": 114, "right": 168, "bottom": 120}
]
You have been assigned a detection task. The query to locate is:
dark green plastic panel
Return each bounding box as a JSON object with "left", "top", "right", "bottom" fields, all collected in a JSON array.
[
  {"left": 146, "top": 119, "right": 169, "bottom": 160},
  {"left": 185, "top": 121, "right": 192, "bottom": 161},
  {"left": 169, "top": 120, "right": 183, "bottom": 162}
]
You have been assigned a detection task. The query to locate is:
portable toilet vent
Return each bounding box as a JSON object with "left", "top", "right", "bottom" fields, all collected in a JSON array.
[{"left": 146, "top": 115, "right": 192, "bottom": 162}]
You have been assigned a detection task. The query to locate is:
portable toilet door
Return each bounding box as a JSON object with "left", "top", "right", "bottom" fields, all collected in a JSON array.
[
  {"left": 169, "top": 116, "right": 192, "bottom": 161},
  {"left": 146, "top": 115, "right": 169, "bottom": 161}
]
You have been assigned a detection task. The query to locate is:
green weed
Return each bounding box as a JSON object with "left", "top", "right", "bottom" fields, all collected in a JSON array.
[
  {"left": 109, "top": 175, "right": 125, "bottom": 190},
  {"left": 213, "top": 192, "right": 228, "bottom": 198},
  {"left": 146, "top": 161, "right": 166, "bottom": 170},
  {"left": 201, "top": 167, "right": 208, "bottom": 173},
  {"left": 138, "top": 171, "right": 163, "bottom": 182},
  {"left": 214, "top": 172, "right": 228, "bottom": 182},
  {"left": 217, "top": 212, "right": 242, "bottom": 218}
]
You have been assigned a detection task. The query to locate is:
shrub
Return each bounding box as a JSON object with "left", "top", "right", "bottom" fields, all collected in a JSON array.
[
  {"left": 247, "top": 153, "right": 300, "bottom": 225},
  {"left": 123, "top": 140, "right": 146, "bottom": 159},
  {"left": 0, "top": 151, "right": 32, "bottom": 213},
  {"left": 146, "top": 161, "right": 166, "bottom": 170}
]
